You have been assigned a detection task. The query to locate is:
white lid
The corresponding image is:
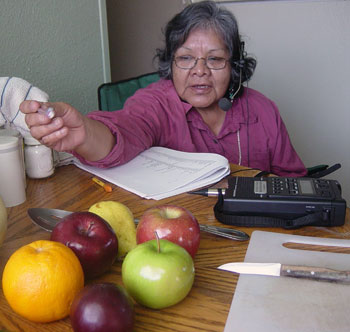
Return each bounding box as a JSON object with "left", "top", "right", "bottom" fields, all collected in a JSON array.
[
  {"left": 24, "top": 135, "right": 41, "bottom": 145},
  {"left": 0, "top": 128, "right": 21, "bottom": 138},
  {"left": 0, "top": 136, "right": 19, "bottom": 150}
]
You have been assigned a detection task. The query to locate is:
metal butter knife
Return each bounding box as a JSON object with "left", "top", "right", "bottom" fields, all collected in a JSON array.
[{"left": 218, "top": 262, "right": 350, "bottom": 284}]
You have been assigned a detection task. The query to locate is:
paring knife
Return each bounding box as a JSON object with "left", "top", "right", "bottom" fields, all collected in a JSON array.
[{"left": 218, "top": 262, "right": 350, "bottom": 284}]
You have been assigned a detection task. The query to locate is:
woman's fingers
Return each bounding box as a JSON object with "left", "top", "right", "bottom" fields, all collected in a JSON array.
[
  {"left": 20, "top": 100, "right": 42, "bottom": 114},
  {"left": 40, "top": 126, "right": 69, "bottom": 148},
  {"left": 20, "top": 100, "right": 87, "bottom": 152},
  {"left": 29, "top": 116, "right": 62, "bottom": 138},
  {"left": 20, "top": 100, "right": 56, "bottom": 129}
]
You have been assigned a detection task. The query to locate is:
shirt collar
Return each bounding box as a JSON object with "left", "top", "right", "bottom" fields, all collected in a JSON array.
[
  {"left": 167, "top": 79, "right": 257, "bottom": 123},
  {"left": 183, "top": 101, "right": 195, "bottom": 114},
  {"left": 165, "top": 80, "right": 193, "bottom": 113},
  {"left": 185, "top": 97, "right": 258, "bottom": 138}
]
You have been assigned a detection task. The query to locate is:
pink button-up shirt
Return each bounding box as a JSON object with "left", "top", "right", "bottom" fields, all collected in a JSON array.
[{"left": 75, "top": 79, "right": 307, "bottom": 177}]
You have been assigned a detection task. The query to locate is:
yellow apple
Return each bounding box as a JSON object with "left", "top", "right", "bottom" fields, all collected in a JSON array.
[
  {"left": 0, "top": 195, "right": 8, "bottom": 247},
  {"left": 89, "top": 201, "right": 136, "bottom": 258}
]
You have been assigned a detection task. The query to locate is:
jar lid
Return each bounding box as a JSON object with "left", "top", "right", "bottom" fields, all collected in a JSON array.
[
  {"left": 0, "top": 136, "right": 19, "bottom": 150},
  {"left": 24, "top": 135, "right": 41, "bottom": 145},
  {"left": 0, "top": 128, "right": 21, "bottom": 138}
]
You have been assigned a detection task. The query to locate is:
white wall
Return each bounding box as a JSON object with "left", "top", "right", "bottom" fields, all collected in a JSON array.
[
  {"left": 0, "top": 0, "right": 105, "bottom": 113},
  {"left": 223, "top": 0, "right": 350, "bottom": 204},
  {"left": 106, "top": 0, "right": 184, "bottom": 81}
]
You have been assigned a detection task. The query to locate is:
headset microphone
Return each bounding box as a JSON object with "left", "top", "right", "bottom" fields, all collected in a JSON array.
[
  {"left": 219, "top": 76, "right": 242, "bottom": 112},
  {"left": 218, "top": 97, "right": 232, "bottom": 112},
  {"left": 219, "top": 42, "right": 244, "bottom": 112}
]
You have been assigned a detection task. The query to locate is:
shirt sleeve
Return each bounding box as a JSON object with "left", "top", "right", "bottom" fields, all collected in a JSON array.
[
  {"left": 268, "top": 102, "right": 307, "bottom": 177},
  {"left": 72, "top": 87, "right": 166, "bottom": 168}
]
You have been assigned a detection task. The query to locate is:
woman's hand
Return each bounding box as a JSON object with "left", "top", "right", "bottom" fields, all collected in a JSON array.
[
  {"left": 20, "top": 100, "right": 115, "bottom": 161},
  {"left": 20, "top": 100, "right": 86, "bottom": 151}
]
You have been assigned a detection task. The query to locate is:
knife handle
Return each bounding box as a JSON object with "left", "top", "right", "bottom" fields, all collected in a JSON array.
[{"left": 281, "top": 265, "right": 350, "bottom": 284}]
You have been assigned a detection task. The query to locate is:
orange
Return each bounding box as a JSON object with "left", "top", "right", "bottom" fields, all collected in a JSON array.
[{"left": 2, "top": 240, "right": 84, "bottom": 323}]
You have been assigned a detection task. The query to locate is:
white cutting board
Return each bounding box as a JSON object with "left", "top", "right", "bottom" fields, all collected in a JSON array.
[{"left": 224, "top": 231, "right": 350, "bottom": 332}]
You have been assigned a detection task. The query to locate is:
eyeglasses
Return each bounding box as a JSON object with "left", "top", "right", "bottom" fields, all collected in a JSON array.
[{"left": 174, "top": 56, "right": 229, "bottom": 70}]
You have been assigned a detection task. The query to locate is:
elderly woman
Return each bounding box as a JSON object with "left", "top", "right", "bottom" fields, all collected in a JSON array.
[{"left": 20, "top": 1, "right": 306, "bottom": 176}]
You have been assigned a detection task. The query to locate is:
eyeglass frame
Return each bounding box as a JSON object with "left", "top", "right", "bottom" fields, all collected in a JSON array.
[{"left": 173, "top": 56, "right": 230, "bottom": 70}]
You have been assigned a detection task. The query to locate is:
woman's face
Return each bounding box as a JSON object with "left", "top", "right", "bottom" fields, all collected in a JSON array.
[{"left": 172, "top": 28, "right": 231, "bottom": 111}]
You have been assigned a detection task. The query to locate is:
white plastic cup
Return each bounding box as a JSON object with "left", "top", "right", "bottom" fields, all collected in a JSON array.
[
  {"left": 0, "top": 136, "right": 26, "bottom": 207},
  {"left": 0, "top": 128, "right": 26, "bottom": 188}
]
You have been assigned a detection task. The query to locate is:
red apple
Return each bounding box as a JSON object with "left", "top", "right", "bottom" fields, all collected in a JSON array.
[
  {"left": 70, "top": 283, "right": 134, "bottom": 332},
  {"left": 136, "top": 205, "right": 200, "bottom": 258},
  {"left": 50, "top": 211, "right": 118, "bottom": 279}
]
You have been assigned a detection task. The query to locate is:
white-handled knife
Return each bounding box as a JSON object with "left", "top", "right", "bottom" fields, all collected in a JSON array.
[{"left": 218, "top": 262, "right": 350, "bottom": 284}]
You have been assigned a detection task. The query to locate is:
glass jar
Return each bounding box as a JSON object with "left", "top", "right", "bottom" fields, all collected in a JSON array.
[{"left": 24, "top": 136, "right": 54, "bottom": 179}]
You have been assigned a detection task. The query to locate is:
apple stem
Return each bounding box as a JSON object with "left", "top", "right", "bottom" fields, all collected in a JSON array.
[{"left": 154, "top": 231, "right": 160, "bottom": 253}]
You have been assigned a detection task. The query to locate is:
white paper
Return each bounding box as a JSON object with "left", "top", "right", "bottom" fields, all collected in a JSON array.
[{"left": 73, "top": 147, "right": 230, "bottom": 200}]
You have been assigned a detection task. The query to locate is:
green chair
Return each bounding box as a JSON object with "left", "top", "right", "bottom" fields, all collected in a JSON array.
[
  {"left": 98, "top": 72, "right": 160, "bottom": 111},
  {"left": 306, "top": 164, "right": 329, "bottom": 176},
  {"left": 97, "top": 73, "right": 333, "bottom": 177}
]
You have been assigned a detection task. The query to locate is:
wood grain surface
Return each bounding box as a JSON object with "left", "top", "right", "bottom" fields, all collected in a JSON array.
[{"left": 1, "top": 164, "right": 349, "bottom": 332}]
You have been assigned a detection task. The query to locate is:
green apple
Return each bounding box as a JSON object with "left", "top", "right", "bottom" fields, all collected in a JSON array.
[{"left": 122, "top": 239, "right": 195, "bottom": 309}]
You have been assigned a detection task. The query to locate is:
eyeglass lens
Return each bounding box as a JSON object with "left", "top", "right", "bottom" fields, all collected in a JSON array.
[{"left": 175, "top": 56, "right": 227, "bottom": 70}]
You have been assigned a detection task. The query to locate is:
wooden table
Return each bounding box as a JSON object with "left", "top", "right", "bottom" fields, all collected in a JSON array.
[{"left": 1, "top": 164, "right": 349, "bottom": 332}]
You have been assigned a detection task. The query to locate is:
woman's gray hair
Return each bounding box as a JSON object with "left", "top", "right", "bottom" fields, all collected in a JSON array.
[{"left": 155, "top": 0, "right": 256, "bottom": 98}]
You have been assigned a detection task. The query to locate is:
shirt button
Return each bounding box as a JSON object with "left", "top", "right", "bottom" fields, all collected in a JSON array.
[{"left": 213, "top": 139, "right": 218, "bottom": 144}]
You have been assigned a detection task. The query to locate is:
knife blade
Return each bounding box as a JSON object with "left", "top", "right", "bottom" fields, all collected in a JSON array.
[{"left": 218, "top": 262, "right": 350, "bottom": 284}]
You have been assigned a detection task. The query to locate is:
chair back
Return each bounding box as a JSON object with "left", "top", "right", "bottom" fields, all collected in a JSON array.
[{"left": 98, "top": 72, "right": 160, "bottom": 111}]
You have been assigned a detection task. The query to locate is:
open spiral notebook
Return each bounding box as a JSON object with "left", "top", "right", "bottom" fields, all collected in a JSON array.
[{"left": 56, "top": 147, "right": 230, "bottom": 200}]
